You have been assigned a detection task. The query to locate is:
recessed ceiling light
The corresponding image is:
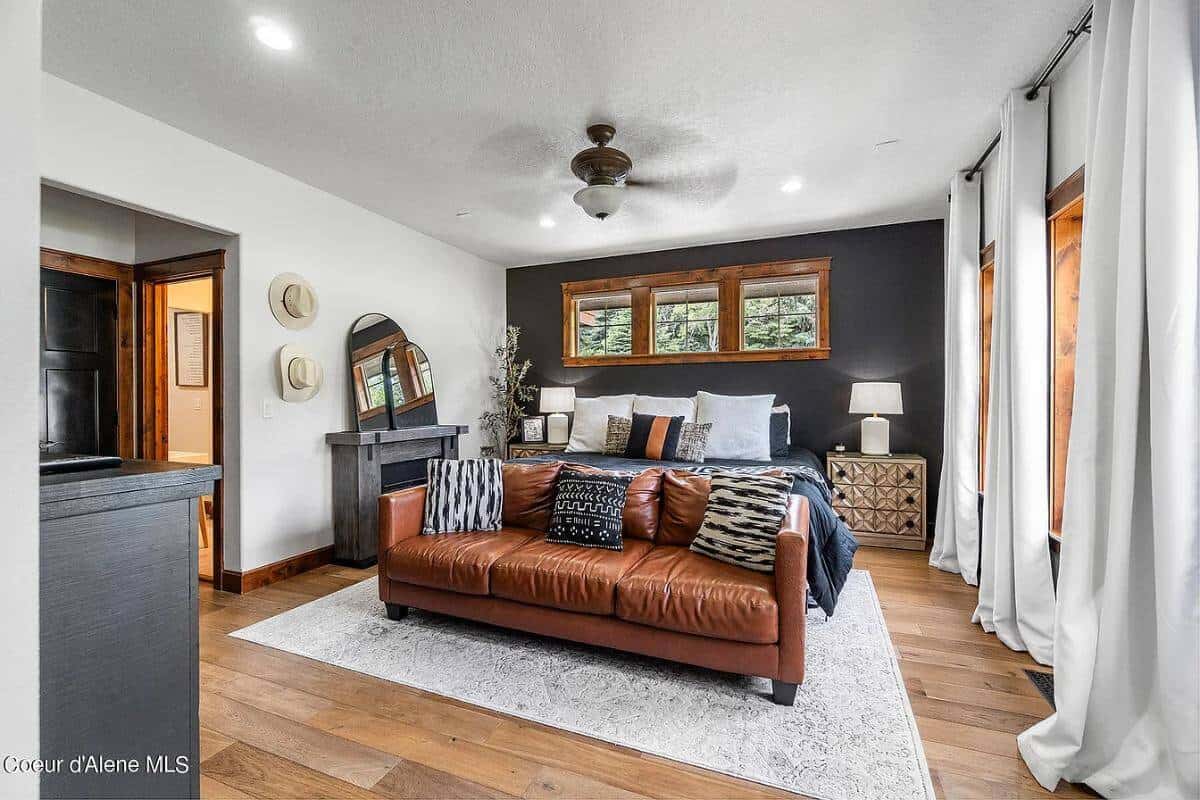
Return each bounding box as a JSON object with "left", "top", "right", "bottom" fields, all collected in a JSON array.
[
  {"left": 539, "top": 215, "right": 556, "bottom": 229},
  {"left": 780, "top": 177, "right": 804, "bottom": 194},
  {"left": 251, "top": 17, "right": 294, "bottom": 51}
]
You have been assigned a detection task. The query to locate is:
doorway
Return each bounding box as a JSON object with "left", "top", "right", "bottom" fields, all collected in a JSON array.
[{"left": 139, "top": 251, "right": 225, "bottom": 585}]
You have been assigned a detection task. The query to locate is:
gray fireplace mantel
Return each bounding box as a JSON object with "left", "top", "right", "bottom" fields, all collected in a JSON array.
[{"left": 326, "top": 424, "right": 467, "bottom": 567}]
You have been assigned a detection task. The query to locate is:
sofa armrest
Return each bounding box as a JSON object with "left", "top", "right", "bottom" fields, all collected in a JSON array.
[
  {"left": 775, "top": 495, "right": 810, "bottom": 684},
  {"left": 378, "top": 485, "right": 427, "bottom": 566}
]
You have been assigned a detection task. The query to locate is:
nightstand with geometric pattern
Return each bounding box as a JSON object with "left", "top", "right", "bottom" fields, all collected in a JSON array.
[
  {"left": 826, "top": 452, "right": 927, "bottom": 550},
  {"left": 507, "top": 442, "right": 568, "bottom": 459}
]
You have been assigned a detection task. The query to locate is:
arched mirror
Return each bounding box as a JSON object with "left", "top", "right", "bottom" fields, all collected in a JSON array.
[{"left": 348, "top": 313, "right": 438, "bottom": 431}]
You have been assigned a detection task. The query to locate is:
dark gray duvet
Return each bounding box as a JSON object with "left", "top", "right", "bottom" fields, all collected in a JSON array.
[{"left": 509, "top": 447, "right": 859, "bottom": 616}]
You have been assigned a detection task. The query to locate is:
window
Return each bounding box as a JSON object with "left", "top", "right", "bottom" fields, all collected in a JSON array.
[
  {"left": 979, "top": 244, "right": 995, "bottom": 486},
  {"left": 575, "top": 291, "right": 632, "bottom": 357},
  {"left": 653, "top": 285, "right": 719, "bottom": 353},
  {"left": 1050, "top": 196, "right": 1083, "bottom": 536},
  {"left": 741, "top": 276, "right": 819, "bottom": 350},
  {"left": 561, "top": 259, "right": 830, "bottom": 366}
]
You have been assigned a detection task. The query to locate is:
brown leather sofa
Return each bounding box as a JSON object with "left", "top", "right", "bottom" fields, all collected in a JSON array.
[{"left": 377, "top": 462, "right": 810, "bottom": 704}]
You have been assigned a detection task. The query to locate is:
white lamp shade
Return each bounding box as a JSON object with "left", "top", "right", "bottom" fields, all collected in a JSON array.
[
  {"left": 573, "top": 185, "right": 625, "bottom": 219},
  {"left": 849, "top": 382, "right": 903, "bottom": 415},
  {"left": 539, "top": 387, "right": 576, "bottom": 414}
]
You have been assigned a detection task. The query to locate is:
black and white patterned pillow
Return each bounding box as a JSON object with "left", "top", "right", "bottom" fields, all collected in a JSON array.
[
  {"left": 546, "top": 469, "right": 632, "bottom": 550},
  {"left": 603, "top": 415, "right": 632, "bottom": 455},
  {"left": 422, "top": 458, "right": 503, "bottom": 534},
  {"left": 689, "top": 471, "right": 793, "bottom": 571},
  {"left": 674, "top": 421, "right": 712, "bottom": 463}
]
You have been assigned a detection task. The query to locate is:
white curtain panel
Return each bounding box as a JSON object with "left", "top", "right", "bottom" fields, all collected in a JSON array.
[
  {"left": 930, "top": 173, "right": 981, "bottom": 584},
  {"left": 1018, "top": 0, "right": 1199, "bottom": 796},
  {"left": 974, "top": 88, "right": 1056, "bottom": 665}
]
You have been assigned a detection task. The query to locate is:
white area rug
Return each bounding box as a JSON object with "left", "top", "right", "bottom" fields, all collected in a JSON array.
[{"left": 232, "top": 569, "right": 933, "bottom": 800}]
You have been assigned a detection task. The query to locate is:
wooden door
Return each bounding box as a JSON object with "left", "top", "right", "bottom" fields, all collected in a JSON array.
[{"left": 39, "top": 268, "right": 118, "bottom": 455}]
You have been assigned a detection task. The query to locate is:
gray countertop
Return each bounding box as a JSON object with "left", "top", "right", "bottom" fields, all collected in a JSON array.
[{"left": 40, "top": 459, "right": 222, "bottom": 505}]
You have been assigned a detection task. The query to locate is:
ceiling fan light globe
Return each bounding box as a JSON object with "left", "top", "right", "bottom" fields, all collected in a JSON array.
[{"left": 573, "top": 184, "right": 624, "bottom": 220}]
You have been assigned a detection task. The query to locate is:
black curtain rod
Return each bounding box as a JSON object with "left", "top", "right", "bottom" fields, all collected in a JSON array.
[{"left": 964, "top": 5, "right": 1094, "bottom": 182}]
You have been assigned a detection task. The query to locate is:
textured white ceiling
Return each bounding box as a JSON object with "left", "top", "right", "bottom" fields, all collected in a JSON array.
[{"left": 43, "top": 0, "right": 1084, "bottom": 266}]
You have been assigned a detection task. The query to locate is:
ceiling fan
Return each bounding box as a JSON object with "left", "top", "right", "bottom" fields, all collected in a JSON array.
[
  {"left": 570, "top": 124, "right": 632, "bottom": 220},
  {"left": 567, "top": 122, "right": 739, "bottom": 221}
]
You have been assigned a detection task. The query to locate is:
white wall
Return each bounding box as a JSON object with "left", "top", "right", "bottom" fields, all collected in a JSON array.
[
  {"left": 1047, "top": 40, "right": 1089, "bottom": 191},
  {"left": 0, "top": 1, "right": 41, "bottom": 795},
  {"left": 980, "top": 38, "right": 1090, "bottom": 244},
  {"left": 41, "top": 74, "right": 506, "bottom": 572},
  {"left": 41, "top": 184, "right": 135, "bottom": 262}
]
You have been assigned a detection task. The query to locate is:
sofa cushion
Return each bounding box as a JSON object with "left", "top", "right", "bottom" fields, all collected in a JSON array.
[
  {"left": 502, "top": 461, "right": 562, "bottom": 531},
  {"left": 491, "top": 538, "right": 654, "bottom": 615},
  {"left": 562, "top": 464, "right": 663, "bottom": 541},
  {"left": 385, "top": 527, "right": 538, "bottom": 595},
  {"left": 615, "top": 546, "right": 779, "bottom": 644},
  {"left": 656, "top": 470, "right": 710, "bottom": 546}
]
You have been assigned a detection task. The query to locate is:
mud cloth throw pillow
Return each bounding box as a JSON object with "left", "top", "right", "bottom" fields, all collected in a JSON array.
[
  {"left": 689, "top": 471, "right": 793, "bottom": 572},
  {"left": 422, "top": 458, "right": 504, "bottom": 534},
  {"left": 546, "top": 469, "right": 633, "bottom": 551}
]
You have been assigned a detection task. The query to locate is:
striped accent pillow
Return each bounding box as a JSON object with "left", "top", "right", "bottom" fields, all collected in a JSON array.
[
  {"left": 422, "top": 458, "right": 504, "bottom": 534},
  {"left": 624, "top": 413, "right": 685, "bottom": 460},
  {"left": 689, "top": 472, "right": 793, "bottom": 572}
]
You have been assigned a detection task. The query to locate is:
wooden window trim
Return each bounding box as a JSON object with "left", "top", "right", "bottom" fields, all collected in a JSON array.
[{"left": 562, "top": 258, "right": 831, "bottom": 367}]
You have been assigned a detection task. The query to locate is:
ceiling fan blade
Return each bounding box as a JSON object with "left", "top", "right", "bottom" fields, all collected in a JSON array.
[{"left": 625, "top": 163, "right": 739, "bottom": 205}]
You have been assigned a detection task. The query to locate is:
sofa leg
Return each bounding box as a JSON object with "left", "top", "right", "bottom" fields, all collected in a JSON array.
[
  {"left": 385, "top": 603, "right": 408, "bottom": 621},
  {"left": 772, "top": 680, "right": 798, "bottom": 706}
]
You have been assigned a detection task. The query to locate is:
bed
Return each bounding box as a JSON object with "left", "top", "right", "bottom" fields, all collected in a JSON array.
[{"left": 509, "top": 446, "right": 859, "bottom": 615}]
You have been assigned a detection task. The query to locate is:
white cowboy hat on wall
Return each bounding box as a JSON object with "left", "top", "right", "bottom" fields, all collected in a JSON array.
[
  {"left": 269, "top": 272, "right": 318, "bottom": 329},
  {"left": 279, "top": 344, "right": 323, "bottom": 402}
]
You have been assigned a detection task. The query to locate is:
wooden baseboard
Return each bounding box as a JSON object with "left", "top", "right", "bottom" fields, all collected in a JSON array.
[{"left": 221, "top": 544, "right": 334, "bottom": 594}]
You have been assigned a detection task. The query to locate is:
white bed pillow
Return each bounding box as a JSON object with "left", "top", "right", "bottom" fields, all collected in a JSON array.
[
  {"left": 565, "top": 394, "right": 636, "bottom": 453},
  {"left": 694, "top": 391, "right": 775, "bottom": 460},
  {"left": 633, "top": 395, "right": 696, "bottom": 422}
]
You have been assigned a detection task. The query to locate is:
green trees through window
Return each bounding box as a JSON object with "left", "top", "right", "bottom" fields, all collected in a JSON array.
[
  {"left": 577, "top": 293, "right": 632, "bottom": 356},
  {"left": 654, "top": 285, "right": 718, "bottom": 353},
  {"left": 562, "top": 258, "right": 830, "bottom": 365},
  {"left": 742, "top": 277, "right": 818, "bottom": 350}
]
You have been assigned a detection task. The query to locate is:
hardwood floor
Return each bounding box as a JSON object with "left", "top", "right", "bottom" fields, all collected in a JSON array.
[{"left": 199, "top": 547, "right": 1095, "bottom": 799}]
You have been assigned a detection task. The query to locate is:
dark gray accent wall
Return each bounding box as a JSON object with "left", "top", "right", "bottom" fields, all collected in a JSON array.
[{"left": 506, "top": 219, "right": 945, "bottom": 509}]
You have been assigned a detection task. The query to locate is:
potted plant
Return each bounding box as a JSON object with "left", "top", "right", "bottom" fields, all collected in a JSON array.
[{"left": 479, "top": 325, "right": 536, "bottom": 460}]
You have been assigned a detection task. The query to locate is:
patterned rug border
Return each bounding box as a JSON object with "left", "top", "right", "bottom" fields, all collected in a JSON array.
[{"left": 232, "top": 569, "right": 934, "bottom": 800}]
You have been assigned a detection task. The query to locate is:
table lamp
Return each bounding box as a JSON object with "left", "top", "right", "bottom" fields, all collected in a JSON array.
[
  {"left": 539, "top": 387, "right": 575, "bottom": 444},
  {"left": 849, "top": 382, "right": 903, "bottom": 455}
]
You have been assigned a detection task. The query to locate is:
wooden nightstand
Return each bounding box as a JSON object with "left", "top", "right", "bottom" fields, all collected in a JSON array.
[
  {"left": 826, "top": 451, "right": 927, "bottom": 550},
  {"left": 508, "top": 442, "right": 568, "bottom": 459}
]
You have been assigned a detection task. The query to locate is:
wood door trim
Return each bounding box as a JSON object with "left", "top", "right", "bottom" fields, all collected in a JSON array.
[
  {"left": 135, "top": 249, "right": 226, "bottom": 281},
  {"left": 40, "top": 248, "right": 136, "bottom": 458},
  {"left": 138, "top": 250, "right": 226, "bottom": 590},
  {"left": 1047, "top": 166, "right": 1085, "bottom": 220},
  {"left": 979, "top": 241, "right": 995, "bottom": 269}
]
